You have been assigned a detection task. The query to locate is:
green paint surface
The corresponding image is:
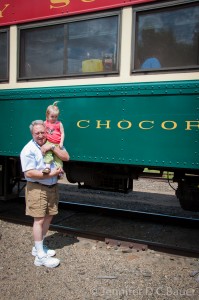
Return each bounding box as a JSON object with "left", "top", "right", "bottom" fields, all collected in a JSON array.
[{"left": 0, "top": 80, "right": 198, "bottom": 170}]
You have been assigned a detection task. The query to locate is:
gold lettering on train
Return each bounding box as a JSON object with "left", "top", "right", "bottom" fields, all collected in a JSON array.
[
  {"left": 161, "top": 121, "right": 177, "bottom": 130},
  {"left": 50, "top": 0, "right": 70, "bottom": 9},
  {"left": 77, "top": 120, "right": 90, "bottom": 128},
  {"left": 139, "top": 121, "right": 154, "bottom": 130},
  {"left": 77, "top": 120, "right": 199, "bottom": 130},
  {"left": 117, "top": 120, "right": 132, "bottom": 130},
  {"left": 96, "top": 120, "right": 111, "bottom": 129},
  {"left": 185, "top": 121, "right": 199, "bottom": 130},
  {"left": 0, "top": 4, "right": 10, "bottom": 18},
  {"left": 81, "top": 0, "right": 96, "bottom": 2}
]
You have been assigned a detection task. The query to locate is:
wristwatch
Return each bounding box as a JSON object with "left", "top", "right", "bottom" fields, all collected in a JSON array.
[{"left": 51, "top": 144, "right": 56, "bottom": 151}]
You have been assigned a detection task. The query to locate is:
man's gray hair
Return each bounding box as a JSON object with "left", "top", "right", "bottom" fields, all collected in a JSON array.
[{"left": 29, "top": 120, "right": 44, "bottom": 133}]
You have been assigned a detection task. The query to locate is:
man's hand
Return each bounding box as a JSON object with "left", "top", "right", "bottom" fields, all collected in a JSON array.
[
  {"left": 41, "top": 144, "right": 52, "bottom": 155},
  {"left": 50, "top": 167, "right": 63, "bottom": 177},
  {"left": 41, "top": 143, "right": 69, "bottom": 161}
]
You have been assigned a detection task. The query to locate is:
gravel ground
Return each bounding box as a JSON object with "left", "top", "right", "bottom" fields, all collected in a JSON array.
[{"left": 1, "top": 179, "right": 199, "bottom": 300}]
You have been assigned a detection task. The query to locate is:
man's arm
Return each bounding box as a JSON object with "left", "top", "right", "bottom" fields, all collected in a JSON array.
[
  {"left": 41, "top": 143, "right": 70, "bottom": 161},
  {"left": 59, "top": 122, "right": 65, "bottom": 148},
  {"left": 25, "top": 168, "right": 61, "bottom": 179},
  {"left": 53, "top": 146, "right": 69, "bottom": 161}
]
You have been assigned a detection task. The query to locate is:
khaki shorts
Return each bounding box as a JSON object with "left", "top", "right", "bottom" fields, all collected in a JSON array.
[{"left": 25, "top": 182, "right": 59, "bottom": 218}]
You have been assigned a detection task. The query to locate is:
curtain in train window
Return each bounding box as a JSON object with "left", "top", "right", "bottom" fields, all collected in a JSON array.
[
  {"left": 133, "top": 2, "right": 199, "bottom": 71},
  {"left": 19, "top": 14, "right": 119, "bottom": 79},
  {"left": 0, "top": 30, "right": 9, "bottom": 81}
]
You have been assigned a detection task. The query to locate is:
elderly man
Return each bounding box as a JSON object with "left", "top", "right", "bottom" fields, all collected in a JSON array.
[{"left": 20, "top": 120, "right": 70, "bottom": 268}]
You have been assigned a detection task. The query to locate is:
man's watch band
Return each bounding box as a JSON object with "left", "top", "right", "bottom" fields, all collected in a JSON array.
[{"left": 51, "top": 144, "right": 56, "bottom": 151}]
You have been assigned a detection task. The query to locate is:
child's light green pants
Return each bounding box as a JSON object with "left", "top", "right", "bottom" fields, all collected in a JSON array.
[{"left": 43, "top": 141, "right": 63, "bottom": 168}]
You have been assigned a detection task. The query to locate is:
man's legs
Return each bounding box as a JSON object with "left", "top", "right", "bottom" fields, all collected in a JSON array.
[
  {"left": 33, "top": 217, "right": 47, "bottom": 257},
  {"left": 42, "top": 215, "right": 54, "bottom": 237},
  {"left": 33, "top": 215, "right": 53, "bottom": 238},
  {"left": 33, "top": 215, "right": 54, "bottom": 257},
  {"left": 32, "top": 215, "right": 60, "bottom": 268},
  {"left": 33, "top": 217, "right": 45, "bottom": 241}
]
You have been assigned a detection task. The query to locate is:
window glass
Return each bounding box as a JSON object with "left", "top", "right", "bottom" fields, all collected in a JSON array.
[
  {"left": 19, "top": 25, "right": 64, "bottom": 78},
  {"left": 67, "top": 16, "right": 118, "bottom": 74},
  {"left": 133, "top": 2, "right": 199, "bottom": 71},
  {"left": 19, "top": 14, "right": 119, "bottom": 79},
  {"left": 0, "top": 30, "right": 9, "bottom": 81}
]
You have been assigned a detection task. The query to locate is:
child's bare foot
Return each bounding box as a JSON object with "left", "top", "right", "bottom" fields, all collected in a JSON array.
[{"left": 58, "top": 172, "right": 64, "bottom": 180}]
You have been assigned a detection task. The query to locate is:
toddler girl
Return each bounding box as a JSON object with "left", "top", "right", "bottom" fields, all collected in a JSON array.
[{"left": 42, "top": 101, "right": 65, "bottom": 178}]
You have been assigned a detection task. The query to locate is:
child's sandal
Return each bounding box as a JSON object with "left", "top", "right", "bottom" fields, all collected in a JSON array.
[{"left": 42, "top": 168, "right": 51, "bottom": 174}]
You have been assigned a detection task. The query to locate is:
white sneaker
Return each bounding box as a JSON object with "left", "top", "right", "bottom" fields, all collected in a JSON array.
[
  {"left": 32, "top": 245, "right": 56, "bottom": 257},
  {"left": 34, "top": 255, "right": 60, "bottom": 268}
]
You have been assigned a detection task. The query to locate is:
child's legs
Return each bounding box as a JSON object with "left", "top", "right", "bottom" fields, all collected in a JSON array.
[
  {"left": 54, "top": 155, "right": 63, "bottom": 169},
  {"left": 43, "top": 151, "right": 54, "bottom": 164},
  {"left": 43, "top": 141, "right": 54, "bottom": 165}
]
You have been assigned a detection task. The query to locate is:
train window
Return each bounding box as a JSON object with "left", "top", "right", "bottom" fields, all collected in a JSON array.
[
  {"left": 18, "top": 13, "right": 120, "bottom": 80},
  {"left": 132, "top": 1, "right": 199, "bottom": 72},
  {"left": 0, "top": 29, "right": 9, "bottom": 82}
]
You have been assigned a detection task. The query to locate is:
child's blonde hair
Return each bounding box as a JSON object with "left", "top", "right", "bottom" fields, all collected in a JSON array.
[{"left": 46, "top": 101, "right": 60, "bottom": 118}]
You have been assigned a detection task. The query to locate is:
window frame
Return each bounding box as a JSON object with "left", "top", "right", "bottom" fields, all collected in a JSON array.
[
  {"left": 17, "top": 10, "right": 121, "bottom": 81},
  {"left": 0, "top": 28, "right": 9, "bottom": 82},
  {"left": 131, "top": 0, "right": 199, "bottom": 74}
]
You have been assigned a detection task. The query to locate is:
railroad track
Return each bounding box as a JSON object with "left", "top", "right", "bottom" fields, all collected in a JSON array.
[
  {"left": 59, "top": 201, "right": 199, "bottom": 227},
  {"left": 0, "top": 197, "right": 199, "bottom": 257}
]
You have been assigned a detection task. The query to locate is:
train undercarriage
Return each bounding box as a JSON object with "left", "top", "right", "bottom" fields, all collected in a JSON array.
[{"left": 0, "top": 156, "right": 198, "bottom": 212}]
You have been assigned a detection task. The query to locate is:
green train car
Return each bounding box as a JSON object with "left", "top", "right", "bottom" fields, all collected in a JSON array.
[{"left": 0, "top": 0, "right": 198, "bottom": 211}]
